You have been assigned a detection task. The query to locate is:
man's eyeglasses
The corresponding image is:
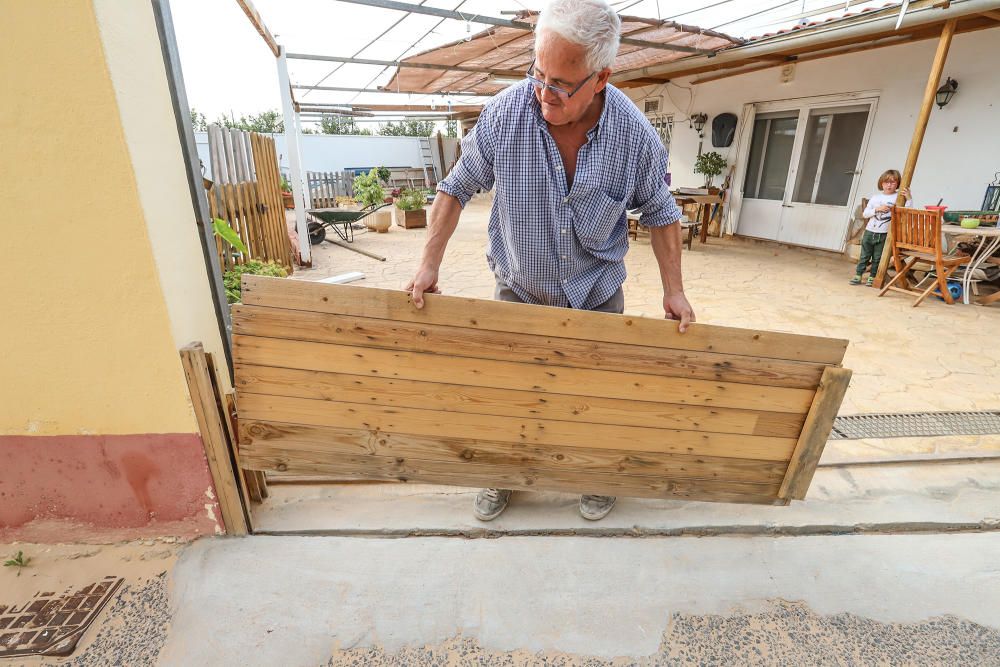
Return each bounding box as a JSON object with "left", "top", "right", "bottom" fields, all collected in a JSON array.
[{"left": 526, "top": 60, "right": 597, "bottom": 100}]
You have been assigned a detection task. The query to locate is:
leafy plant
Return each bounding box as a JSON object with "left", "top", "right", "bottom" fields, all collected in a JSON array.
[
  {"left": 223, "top": 260, "right": 287, "bottom": 304},
  {"left": 375, "top": 166, "right": 391, "bottom": 184},
  {"left": 280, "top": 175, "right": 291, "bottom": 193},
  {"left": 4, "top": 550, "right": 30, "bottom": 576},
  {"left": 212, "top": 218, "right": 248, "bottom": 255},
  {"left": 693, "top": 151, "right": 727, "bottom": 187},
  {"left": 378, "top": 119, "right": 436, "bottom": 137},
  {"left": 395, "top": 188, "right": 426, "bottom": 212},
  {"left": 319, "top": 115, "right": 372, "bottom": 136},
  {"left": 352, "top": 168, "right": 386, "bottom": 208}
]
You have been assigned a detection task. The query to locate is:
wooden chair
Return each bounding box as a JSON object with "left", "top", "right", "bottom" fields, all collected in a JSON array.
[{"left": 878, "top": 206, "right": 967, "bottom": 307}]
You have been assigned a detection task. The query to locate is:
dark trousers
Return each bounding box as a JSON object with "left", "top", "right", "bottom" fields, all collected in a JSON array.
[
  {"left": 493, "top": 278, "right": 625, "bottom": 314},
  {"left": 856, "top": 230, "right": 888, "bottom": 276}
]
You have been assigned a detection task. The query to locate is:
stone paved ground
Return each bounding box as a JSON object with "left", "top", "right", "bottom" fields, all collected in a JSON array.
[{"left": 294, "top": 195, "right": 1000, "bottom": 461}]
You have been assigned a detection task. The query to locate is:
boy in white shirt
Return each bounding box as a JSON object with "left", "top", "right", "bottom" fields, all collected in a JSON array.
[{"left": 851, "top": 169, "right": 913, "bottom": 286}]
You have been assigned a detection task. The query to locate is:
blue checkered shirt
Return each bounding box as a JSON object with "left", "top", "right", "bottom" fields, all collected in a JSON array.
[{"left": 437, "top": 80, "right": 681, "bottom": 309}]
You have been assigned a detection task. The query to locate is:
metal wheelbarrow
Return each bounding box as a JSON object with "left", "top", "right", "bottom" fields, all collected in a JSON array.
[{"left": 306, "top": 203, "right": 391, "bottom": 244}]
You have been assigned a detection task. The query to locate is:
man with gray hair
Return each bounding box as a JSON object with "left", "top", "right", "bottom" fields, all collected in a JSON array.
[{"left": 406, "top": 0, "right": 694, "bottom": 522}]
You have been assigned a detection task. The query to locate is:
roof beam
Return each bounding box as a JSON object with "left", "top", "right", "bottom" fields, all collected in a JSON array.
[
  {"left": 292, "top": 84, "right": 488, "bottom": 97},
  {"left": 331, "top": 0, "right": 716, "bottom": 54},
  {"left": 235, "top": 0, "right": 279, "bottom": 57},
  {"left": 982, "top": 10, "right": 1000, "bottom": 21},
  {"left": 287, "top": 52, "right": 524, "bottom": 77}
]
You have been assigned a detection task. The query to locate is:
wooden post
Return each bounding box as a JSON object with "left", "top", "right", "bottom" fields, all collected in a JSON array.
[
  {"left": 873, "top": 19, "right": 957, "bottom": 289},
  {"left": 180, "top": 343, "right": 250, "bottom": 535}
]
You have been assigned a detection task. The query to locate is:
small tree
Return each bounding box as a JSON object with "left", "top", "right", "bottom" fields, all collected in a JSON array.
[
  {"left": 189, "top": 108, "right": 208, "bottom": 132},
  {"left": 693, "top": 151, "right": 727, "bottom": 189},
  {"left": 378, "top": 119, "right": 436, "bottom": 137},
  {"left": 352, "top": 169, "right": 386, "bottom": 208},
  {"left": 319, "top": 115, "right": 372, "bottom": 135},
  {"left": 445, "top": 120, "right": 458, "bottom": 138},
  {"left": 216, "top": 110, "right": 284, "bottom": 133}
]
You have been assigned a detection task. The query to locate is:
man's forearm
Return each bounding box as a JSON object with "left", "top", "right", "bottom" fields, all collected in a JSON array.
[
  {"left": 421, "top": 192, "right": 463, "bottom": 268},
  {"left": 650, "top": 222, "right": 685, "bottom": 295}
]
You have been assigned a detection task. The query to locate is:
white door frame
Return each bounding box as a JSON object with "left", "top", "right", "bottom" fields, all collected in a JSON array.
[{"left": 730, "top": 90, "right": 880, "bottom": 248}]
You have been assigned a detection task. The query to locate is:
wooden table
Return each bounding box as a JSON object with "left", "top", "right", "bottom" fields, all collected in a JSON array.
[
  {"left": 941, "top": 224, "right": 1000, "bottom": 305},
  {"left": 673, "top": 192, "right": 724, "bottom": 244},
  {"left": 627, "top": 212, "right": 700, "bottom": 250}
]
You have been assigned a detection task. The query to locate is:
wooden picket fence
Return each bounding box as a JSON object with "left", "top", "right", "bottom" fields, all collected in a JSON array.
[
  {"left": 204, "top": 125, "right": 294, "bottom": 273},
  {"left": 306, "top": 171, "right": 355, "bottom": 208}
]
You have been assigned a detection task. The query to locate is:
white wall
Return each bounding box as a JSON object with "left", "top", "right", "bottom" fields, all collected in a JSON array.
[
  {"left": 625, "top": 30, "right": 1000, "bottom": 233},
  {"left": 194, "top": 132, "right": 457, "bottom": 178}
]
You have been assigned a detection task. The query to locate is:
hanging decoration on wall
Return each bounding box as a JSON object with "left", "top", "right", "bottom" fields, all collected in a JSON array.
[{"left": 712, "top": 113, "right": 738, "bottom": 148}]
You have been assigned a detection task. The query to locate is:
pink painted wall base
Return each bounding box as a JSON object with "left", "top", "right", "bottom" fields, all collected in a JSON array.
[{"left": 0, "top": 434, "right": 223, "bottom": 541}]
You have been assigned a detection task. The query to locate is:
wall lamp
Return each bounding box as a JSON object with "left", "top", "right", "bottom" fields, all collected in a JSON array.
[
  {"left": 935, "top": 77, "right": 958, "bottom": 109},
  {"left": 690, "top": 112, "right": 708, "bottom": 137}
]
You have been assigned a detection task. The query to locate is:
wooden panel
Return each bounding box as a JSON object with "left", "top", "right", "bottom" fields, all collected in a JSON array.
[
  {"left": 234, "top": 364, "right": 806, "bottom": 438},
  {"left": 241, "top": 276, "right": 849, "bottom": 365},
  {"left": 237, "top": 393, "right": 798, "bottom": 461},
  {"left": 232, "top": 336, "right": 816, "bottom": 414},
  {"left": 240, "top": 421, "right": 789, "bottom": 484},
  {"left": 232, "top": 305, "right": 827, "bottom": 389},
  {"left": 779, "top": 367, "right": 853, "bottom": 500},
  {"left": 240, "top": 444, "right": 787, "bottom": 505},
  {"left": 232, "top": 280, "right": 852, "bottom": 505}
]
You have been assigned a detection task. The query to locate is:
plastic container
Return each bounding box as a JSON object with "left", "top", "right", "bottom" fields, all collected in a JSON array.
[
  {"left": 924, "top": 205, "right": 948, "bottom": 214},
  {"left": 960, "top": 218, "right": 981, "bottom": 229}
]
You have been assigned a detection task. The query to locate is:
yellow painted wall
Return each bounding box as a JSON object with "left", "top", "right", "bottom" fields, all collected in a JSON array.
[{"left": 0, "top": 1, "right": 197, "bottom": 435}]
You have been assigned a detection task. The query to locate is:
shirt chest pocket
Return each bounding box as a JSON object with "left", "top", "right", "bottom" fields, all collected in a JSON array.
[{"left": 575, "top": 192, "right": 627, "bottom": 250}]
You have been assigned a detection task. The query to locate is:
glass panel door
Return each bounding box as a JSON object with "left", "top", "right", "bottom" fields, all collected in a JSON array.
[
  {"left": 791, "top": 106, "right": 870, "bottom": 206},
  {"left": 743, "top": 112, "right": 799, "bottom": 201}
]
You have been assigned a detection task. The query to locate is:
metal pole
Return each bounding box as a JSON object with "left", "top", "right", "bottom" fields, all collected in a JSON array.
[
  {"left": 330, "top": 0, "right": 715, "bottom": 54},
  {"left": 277, "top": 46, "right": 312, "bottom": 266},
  {"left": 287, "top": 52, "right": 523, "bottom": 77},
  {"left": 292, "top": 84, "right": 488, "bottom": 97}
]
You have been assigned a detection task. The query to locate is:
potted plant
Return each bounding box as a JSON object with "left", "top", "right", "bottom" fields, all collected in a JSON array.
[
  {"left": 693, "top": 151, "right": 727, "bottom": 192},
  {"left": 352, "top": 168, "right": 388, "bottom": 230},
  {"left": 280, "top": 175, "right": 294, "bottom": 209},
  {"left": 376, "top": 166, "right": 393, "bottom": 203},
  {"left": 222, "top": 260, "right": 288, "bottom": 304},
  {"left": 392, "top": 188, "right": 427, "bottom": 229}
]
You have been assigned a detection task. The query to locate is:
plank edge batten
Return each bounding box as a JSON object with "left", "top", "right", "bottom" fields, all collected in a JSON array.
[{"left": 778, "top": 367, "right": 853, "bottom": 500}]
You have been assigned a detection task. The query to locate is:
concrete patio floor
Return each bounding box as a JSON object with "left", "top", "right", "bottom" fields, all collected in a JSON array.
[
  {"left": 295, "top": 193, "right": 1000, "bottom": 463},
  {"left": 5, "top": 197, "right": 998, "bottom": 666}
]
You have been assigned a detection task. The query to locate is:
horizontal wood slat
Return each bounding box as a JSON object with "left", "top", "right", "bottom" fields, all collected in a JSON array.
[
  {"left": 241, "top": 276, "right": 849, "bottom": 365},
  {"left": 240, "top": 421, "right": 789, "bottom": 484},
  {"left": 239, "top": 444, "right": 787, "bottom": 505},
  {"left": 233, "top": 279, "right": 852, "bottom": 505},
  {"left": 238, "top": 393, "right": 798, "bottom": 461},
  {"left": 232, "top": 305, "right": 827, "bottom": 389},
  {"left": 235, "top": 364, "right": 806, "bottom": 438},
  {"left": 233, "top": 336, "right": 816, "bottom": 415}
]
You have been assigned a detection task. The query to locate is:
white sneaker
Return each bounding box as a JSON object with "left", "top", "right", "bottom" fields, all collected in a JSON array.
[
  {"left": 474, "top": 488, "right": 512, "bottom": 521},
  {"left": 579, "top": 495, "right": 616, "bottom": 521}
]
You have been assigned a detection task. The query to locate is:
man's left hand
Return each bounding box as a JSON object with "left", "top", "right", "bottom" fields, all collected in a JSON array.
[{"left": 663, "top": 292, "right": 695, "bottom": 333}]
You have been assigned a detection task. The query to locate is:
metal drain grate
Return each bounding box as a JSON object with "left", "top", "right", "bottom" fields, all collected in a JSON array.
[{"left": 830, "top": 411, "right": 1000, "bottom": 440}]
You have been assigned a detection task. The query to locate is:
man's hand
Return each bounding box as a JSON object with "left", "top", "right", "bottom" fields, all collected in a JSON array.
[
  {"left": 405, "top": 265, "right": 441, "bottom": 309},
  {"left": 663, "top": 292, "right": 695, "bottom": 333}
]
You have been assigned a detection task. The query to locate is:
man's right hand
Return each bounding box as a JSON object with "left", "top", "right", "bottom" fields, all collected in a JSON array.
[{"left": 405, "top": 265, "right": 441, "bottom": 309}]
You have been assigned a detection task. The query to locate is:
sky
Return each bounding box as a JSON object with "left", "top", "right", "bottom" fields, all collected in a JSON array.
[{"left": 170, "top": 0, "right": 888, "bottom": 129}]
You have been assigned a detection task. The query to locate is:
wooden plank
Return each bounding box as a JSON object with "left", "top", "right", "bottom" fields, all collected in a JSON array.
[
  {"left": 232, "top": 305, "right": 826, "bottom": 389},
  {"left": 232, "top": 335, "right": 816, "bottom": 414},
  {"left": 237, "top": 393, "right": 798, "bottom": 461},
  {"left": 236, "top": 0, "right": 280, "bottom": 57},
  {"left": 240, "top": 421, "right": 789, "bottom": 484},
  {"left": 223, "top": 389, "right": 267, "bottom": 504},
  {"left": 179, "top": 343, "right": 248, "bottom": 535},
  {"left": 240, "top": 277, "right": 849, "bottom": 365},
  {"left": 239, "top": 445, "right": 786, "bottom": 505},
  {"left": 778, "top": 366, "right": 853, "bottom": 500},
  {"left": 235, "top": 364, "right": 805, "bottom": 438},
  {"left": 873, "top": 18, "right": 957, "bottom": 289}
]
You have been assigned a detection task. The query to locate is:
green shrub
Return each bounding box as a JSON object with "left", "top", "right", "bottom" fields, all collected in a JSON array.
[
  {"left": 223, "top": 260, "right": 287, "bottom": 304},
  {"left": 395, "top": 188, "right": 426, "bottom": 211},
  {"left": 693, "top": 151, "right": 727, "bottom": 187},
  {"left": 352, "top": 168, "right": 386, "bottom": 208}
]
